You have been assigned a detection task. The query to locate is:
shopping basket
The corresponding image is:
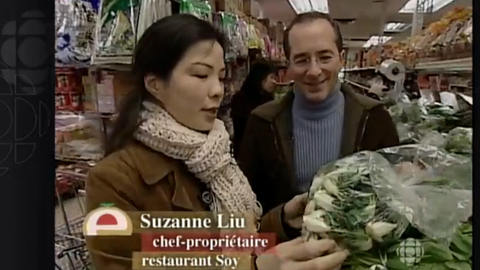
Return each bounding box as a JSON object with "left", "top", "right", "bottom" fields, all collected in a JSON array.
[{"left": 55, "top": 172, "right": 92, "bottom": 270}]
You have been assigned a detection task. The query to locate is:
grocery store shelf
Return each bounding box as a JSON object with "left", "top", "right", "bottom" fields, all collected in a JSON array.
[
  {"left": 344, "top": 66, "right": 377, "bottom": 72},
  {"left": 91, "top": 56, "right": 133, "bottom": 67},
  {"left": 345, "top": 80, "right": 370, "bottom": 90},
  {"left": 415, "top": 58, "right": 472, "bottom": 72},
  {"left": 56, "top": 155, "right": 98, "bottom": 165},
  {"left": 56, "top": 111, "right": 116, "bottom": 118},
  {"left": 57, "top": 170, "right": 88, "bottom": 180}
]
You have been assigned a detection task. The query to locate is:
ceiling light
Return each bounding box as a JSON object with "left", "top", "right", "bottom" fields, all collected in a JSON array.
[
  {"left": 399, "top": 0, "right": 454, "bottom": 13},
  {"left": 363, "top": 35, "right": 392, "bottom": 48},
  {"left": 289, "top": 0, "right": 329, "bottom": 14},
  {"left": 383, "top": 22, "right": 411, "bottom": 32}
]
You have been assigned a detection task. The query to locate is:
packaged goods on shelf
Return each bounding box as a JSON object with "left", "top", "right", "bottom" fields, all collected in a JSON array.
[
  {"left": 57, "top": 163, "right": 91, "bottom": 178},
  {"left": 56, "top": 163, "right": 89, "bottom": 195},
  {"left": 56, "top": 67, "right": 86, "bottom": 111},
  {"left": 82, "top": 69, "right": 98, "bottom": 112},
  {"left": 56, "top": 113, "right": 104, "bottom": 161},
  {"left": 357, "top": 7, "right": 472, "bottom": 68},
  {"left": 215, "top": 12, "right": 242, "bottom": 60},
  {"left": 80, "top": 68, "right": 133, "bottom": 114},
  {"left": 180, "top": 0, "right": 213, "bottom": 21},
  {"left": 56, "top": 0, "right": 99, "bottom": 66},
  {"left": 93, "top": 0, "right": 141, "bottom": 63},
  {"left": 137, "top": 0, "right": 172, "bottom": 39}
]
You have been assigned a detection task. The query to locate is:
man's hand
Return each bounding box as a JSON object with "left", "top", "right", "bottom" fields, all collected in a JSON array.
[
  {"left": 256, "top": 238, "right": 348, "bottom": 270},
  {"left": 283, "top": 193, "right": 308, "bottom": 229}
]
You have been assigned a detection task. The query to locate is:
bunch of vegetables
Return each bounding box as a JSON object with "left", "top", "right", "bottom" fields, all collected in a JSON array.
[
  {"left": 302, "top": 145, "right": 472, "bottom": 270},
  {"left": 387, "top": 96, "right": 472, "bottom": 149}
]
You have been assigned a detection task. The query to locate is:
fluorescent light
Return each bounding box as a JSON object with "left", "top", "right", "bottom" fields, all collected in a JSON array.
[
  {"left": 384, "top": 22, "right": 411, "bottom": 32},
  {"left": 363, "top": 36, "right": 392, "bottom": 48},
  {"left": 289, "top": 0, "right": 329, "bottom": 14},
  {"left": 399, "top": 0, "right": 454, "bottom": 13}
]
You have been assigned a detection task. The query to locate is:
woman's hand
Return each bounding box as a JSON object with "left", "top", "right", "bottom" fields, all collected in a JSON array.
[
  {"left": 256, "top": 238, "right": 348, "bottom": 270},
  {"left": 283, "top": 193, "right": 308, "bottom": 229}
]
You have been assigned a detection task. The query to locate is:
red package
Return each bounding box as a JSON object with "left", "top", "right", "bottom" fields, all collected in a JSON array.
[{"left": 70, "top": 93, "right": 83, "bottom": 111}]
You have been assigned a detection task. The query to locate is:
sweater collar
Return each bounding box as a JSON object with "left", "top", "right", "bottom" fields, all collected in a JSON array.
[{"left": 292, "top": 82, "right": 344, "bottom": 119}]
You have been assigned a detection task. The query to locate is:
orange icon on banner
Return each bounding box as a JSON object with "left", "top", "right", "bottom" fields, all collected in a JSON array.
[{"left": 83, "top": 206, "right": 133, "bottom": 236}]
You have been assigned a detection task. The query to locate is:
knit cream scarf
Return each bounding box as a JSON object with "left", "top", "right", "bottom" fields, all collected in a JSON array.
[{"left": 134, "top": 101, "right": 263, "bottom": 226}]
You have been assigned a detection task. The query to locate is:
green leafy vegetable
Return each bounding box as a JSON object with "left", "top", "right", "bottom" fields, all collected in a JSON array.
[{"left": 302, "top": 145, "right": 472, "bottom": 270}]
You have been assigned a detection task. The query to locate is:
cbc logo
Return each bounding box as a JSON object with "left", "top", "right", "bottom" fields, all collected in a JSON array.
[
  {"left": 0, "top": 10, "right": 50, "bottom": 177},
  {"left": 83, "top": 207, "right": 133, "bottom": 236}
]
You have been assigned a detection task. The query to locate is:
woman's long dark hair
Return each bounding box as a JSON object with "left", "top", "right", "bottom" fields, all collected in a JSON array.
[
  {"left": 104, "top": 14, "right": 226, "bottom": 156},
  {"left": 238, "top": 59, "right": 276, "bottom": 100}
]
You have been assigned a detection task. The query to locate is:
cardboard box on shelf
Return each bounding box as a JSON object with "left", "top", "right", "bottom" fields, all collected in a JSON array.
[
  {"left": 206, "top": 0, "right": 216, "bottom": 11},
  {"left": 235, "top": 0, "right": 243, "bottom": 14},
  {"left": 216, "top": 0, "right": 236, "bottom": 13},
  {"left": 275, "top": 23, "right": 284, "bottom": 44},
  {"left": 243, "top": 0, "right": 252, "bottom": 15},
  {"left": 112, "top": 71, "right": 134, "bottom": 111},
  {"left": 96, "top": 72, "right": 116, "bottom": 114},
  {"left": 85, "top": 68, "right": 135, "bottom": 114},
  {"left": 82, "top": 74, "right": 97, "bottom": 112}
]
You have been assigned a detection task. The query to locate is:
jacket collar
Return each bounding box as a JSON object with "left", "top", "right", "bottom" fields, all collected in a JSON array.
[
  {"left": 125, "top": 142, "right": 198, "bottom": 210},
  {"left": 257, "top": 83, "right": 382, "bottom": 190}
]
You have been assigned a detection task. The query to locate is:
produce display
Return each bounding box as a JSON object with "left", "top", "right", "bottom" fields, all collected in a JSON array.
[
  {"left": 387, "top": 94, "right": 472, "bottom": 152},
  {"left": 302, "top": 144, "right": 472, "bottom": 270},
  {"left": 361, "top": 7, "right": 472, "bottom": 67}
]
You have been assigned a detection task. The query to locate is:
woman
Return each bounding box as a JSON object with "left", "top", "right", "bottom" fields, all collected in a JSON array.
[
  {"left": 231, "top": 60, "right": 276, "bottom": 157},
  {"left": 86, "top": 14, "right": 347, "bottom": 270}
]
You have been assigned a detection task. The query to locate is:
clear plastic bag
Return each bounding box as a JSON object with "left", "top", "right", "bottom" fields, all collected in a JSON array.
[
  {"left": 137, "top": 0, "right": 171, "bottom": 40},
  {"left": 56, "top": 0, "right": 100, "bottom": 66},
  {"left": 55, "top": 113, "right": 104, "bottom": 160},
  {"left": 419, "top": 130, "right": 446, "bottom": 148},
  {"left": 396, "top": 123, "right": 417, "bottom": 144},
  {"left": 179, "top": 0, "right": 212, "bottom": 22},
  {"left": 220, "top": 12, "right": 237, "bottom": 61},
  {"left": 93, "top": 0, "right": 140, "bottom": 62},
  {"left": 303, "top": 144, "right": 472, "bottom": 253},
  {"left": 369, "top": 145, "right": 472, "bottom": 240},
  {"left": 444, "top": 127, "right": 472, "bottom": 156}
]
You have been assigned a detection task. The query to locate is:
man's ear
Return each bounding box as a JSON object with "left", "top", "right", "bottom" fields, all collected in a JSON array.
[{"left": 340, "top": 49, "right": 346, "bottom": 65}]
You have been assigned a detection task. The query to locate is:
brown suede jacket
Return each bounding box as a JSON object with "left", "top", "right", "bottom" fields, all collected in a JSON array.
[
  {"left": 85, "top": 142, "right": 289, "bottom": 270},
  {"left": 238, "top": 84, "right": 400, "bottom": 214}
]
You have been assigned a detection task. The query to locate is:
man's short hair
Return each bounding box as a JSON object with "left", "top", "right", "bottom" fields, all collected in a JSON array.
[{"left": 283, "top": 12, "right": 344, "bottom": 59}]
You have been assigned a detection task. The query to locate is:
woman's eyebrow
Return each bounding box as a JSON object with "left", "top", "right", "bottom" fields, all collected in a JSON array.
[{"left": 192, "top": 62, "right": 213, "bottom": 69}]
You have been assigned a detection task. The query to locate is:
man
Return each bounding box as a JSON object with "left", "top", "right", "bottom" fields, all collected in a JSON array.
[{"left": 238, "top": 12, "right": 399, "bottom": 215}]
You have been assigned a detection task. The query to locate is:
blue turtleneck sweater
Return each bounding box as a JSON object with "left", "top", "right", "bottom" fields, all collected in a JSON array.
[{"left": 292, "top": 83, "right": 345, "bottom": 192}]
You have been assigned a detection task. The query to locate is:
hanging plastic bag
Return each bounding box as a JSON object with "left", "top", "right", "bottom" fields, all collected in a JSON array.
[
  {"left": 179, "top": 0, "right": 212, "bottom": 22},
  {"left": 137, "top": 0, "right": 171, "bottom": 40},
  {"left": 236, "top": 19, "right": 249, "bottom": 58},
  {"left": 93, "top": 0, "right": 140, "bottom": 63},
  {"left": 220, "top": 12, "right": 237, "bottom": 61},
  {"left": 56, "top": 0, "right": 100, "bottom": 66}
]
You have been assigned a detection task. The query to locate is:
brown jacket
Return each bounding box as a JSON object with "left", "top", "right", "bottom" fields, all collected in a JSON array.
[
  {"left": 85, "top": 142, "right": 289, "bottom": 270},
  {"left": 238, "top": 84, "right": 399, "bottom": 213}
]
